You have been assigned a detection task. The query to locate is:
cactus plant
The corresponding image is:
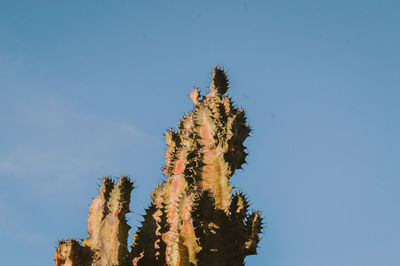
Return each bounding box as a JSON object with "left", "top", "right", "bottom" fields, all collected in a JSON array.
[{"left": 55, "top": 67, "right": 263, "bottom": 265}]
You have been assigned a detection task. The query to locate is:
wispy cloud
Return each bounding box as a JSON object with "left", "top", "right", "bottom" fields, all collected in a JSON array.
[{"left": 0, "top": 94, "right": 155, "bottom": 199}]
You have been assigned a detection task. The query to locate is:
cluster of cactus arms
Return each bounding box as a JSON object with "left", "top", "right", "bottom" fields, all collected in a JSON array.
[{"left": 55, "top": 67, "right": 263, "bottom": 266}]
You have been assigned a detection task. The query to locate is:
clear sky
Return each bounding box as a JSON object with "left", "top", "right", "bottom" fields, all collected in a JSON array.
[{"left": 1, "top": 1, "right": 399, "bottom": 265}]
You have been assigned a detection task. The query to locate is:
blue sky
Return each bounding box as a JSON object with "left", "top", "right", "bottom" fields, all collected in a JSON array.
[{"left": 1, "top": 1, "right": 399, "bottom": 265}]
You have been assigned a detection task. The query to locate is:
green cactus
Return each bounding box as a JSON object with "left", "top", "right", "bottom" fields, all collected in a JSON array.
[{"left": 55, "top": 67, "right": 263, "bottom": 266}]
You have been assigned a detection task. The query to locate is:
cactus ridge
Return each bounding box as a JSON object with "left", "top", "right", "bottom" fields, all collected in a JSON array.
[{"left": 55, "top": 67, "right": 263, "bottom": 266}]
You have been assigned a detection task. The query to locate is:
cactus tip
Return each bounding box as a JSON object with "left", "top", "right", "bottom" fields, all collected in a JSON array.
[{"left": 190, "top": 87, "right": 200, "bottom": 105}]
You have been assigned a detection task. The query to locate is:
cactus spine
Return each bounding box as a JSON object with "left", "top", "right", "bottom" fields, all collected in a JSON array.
[{"left": 55, "top": 67, "right": 263, "bottom": 265}]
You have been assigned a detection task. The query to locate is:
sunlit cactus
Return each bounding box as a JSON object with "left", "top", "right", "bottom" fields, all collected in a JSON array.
[
  {"left": 55, "top": 67, "right": 263, "bottom": 265},
  {"left": 55, "top": 176, "right": 133, "bottom": 266}
]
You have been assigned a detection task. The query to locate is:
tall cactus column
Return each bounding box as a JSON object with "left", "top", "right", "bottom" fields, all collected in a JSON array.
[
  {"left": 55, "top": 67, "right": 263, "bottom": 266},
  {"left": 130, "top": 67, "right": 262, "bottom": 266}
]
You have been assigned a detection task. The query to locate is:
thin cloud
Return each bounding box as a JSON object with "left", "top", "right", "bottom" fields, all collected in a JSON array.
[{"left": 0, "top": 95, "right": 154, "bottom": 199}]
